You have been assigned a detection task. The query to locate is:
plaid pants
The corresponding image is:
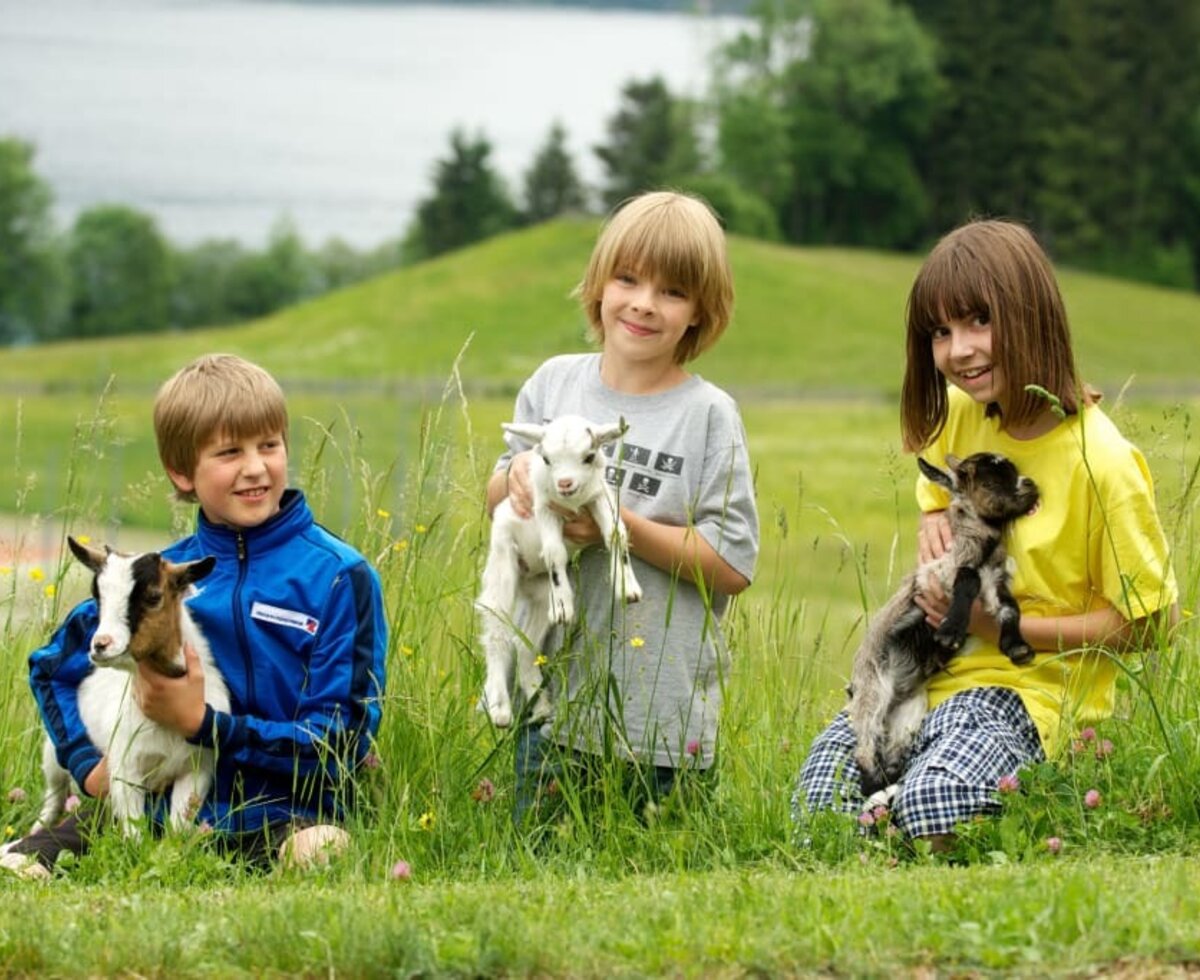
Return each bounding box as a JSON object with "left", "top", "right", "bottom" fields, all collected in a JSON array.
[{"left": 791, "top": 686, "right": 1045, "bottom": 838}]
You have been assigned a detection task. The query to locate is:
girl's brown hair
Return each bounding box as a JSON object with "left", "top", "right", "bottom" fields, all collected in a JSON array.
[
  {"left": 901, "top": 219, "right": 1086, "bottom": 452},
  {"left": 576, "top": 190, "right": 733, "bottom": 364}
]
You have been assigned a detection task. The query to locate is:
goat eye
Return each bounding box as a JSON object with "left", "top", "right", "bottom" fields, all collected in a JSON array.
[
  {"left": 540, "top": 453, "right": 550, "bottom": 465},
  {"left": 583, "top": 452, "right": 596, "bottom": 464}
]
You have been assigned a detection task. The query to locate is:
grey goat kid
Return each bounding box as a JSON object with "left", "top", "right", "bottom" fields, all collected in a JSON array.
[
  {"left": 847, "top": 452, "right": 1039, "bottom": 801},
  {"left": 476, "top": 415, "right": 642, "bottom": 729}
]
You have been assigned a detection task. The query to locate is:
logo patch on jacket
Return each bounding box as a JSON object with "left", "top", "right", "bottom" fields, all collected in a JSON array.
[{"left": 251, "top": 601, "right": 320, "bottom": 636}]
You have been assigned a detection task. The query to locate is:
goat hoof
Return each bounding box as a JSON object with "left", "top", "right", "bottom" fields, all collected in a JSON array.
[{"left": 1007, "top": 643, "right": 1035, "bottom": 665}]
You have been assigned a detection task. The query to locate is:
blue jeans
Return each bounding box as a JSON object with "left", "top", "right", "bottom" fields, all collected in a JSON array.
[{"left": 513, "top": 723, "right": 687, "bottom": 828}]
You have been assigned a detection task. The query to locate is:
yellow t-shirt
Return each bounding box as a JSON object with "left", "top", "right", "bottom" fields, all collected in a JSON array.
[{"left": 917, "top": 387, "right": 1178, "bottom": 754}]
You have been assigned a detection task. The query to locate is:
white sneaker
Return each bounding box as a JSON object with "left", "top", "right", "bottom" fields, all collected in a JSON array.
[{"left": 0, "top": 851, "right": 52, "bottom": 881}]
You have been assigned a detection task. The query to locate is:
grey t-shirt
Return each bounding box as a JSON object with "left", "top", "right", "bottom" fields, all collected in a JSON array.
[{"left": 497, "top": 353, "right": 759, "bottom": 769}]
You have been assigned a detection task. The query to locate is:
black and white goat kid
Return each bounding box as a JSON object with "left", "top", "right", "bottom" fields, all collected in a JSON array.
[
  {"left": 29, "top": 538, "right": 231, "bottom": 837},
  {"left": 847, "top": 453, "right": 1039, "bottom": 803},
  {"left": 476, "top": 415, "right": 642, "bottom": 728}
]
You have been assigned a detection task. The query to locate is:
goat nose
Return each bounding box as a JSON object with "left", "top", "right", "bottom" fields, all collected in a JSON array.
[
  {"left": 92, "top": 634, "right": 112, "bottom": 653},
  {"left": 557, "top": 478, "right": 575, "bottom": 492}
]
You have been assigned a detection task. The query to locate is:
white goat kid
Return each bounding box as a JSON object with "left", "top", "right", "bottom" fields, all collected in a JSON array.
[
  {"left": 30, "top": 537, "right": 231, "bottom": 838},
  {"left": 476, "top": 415, "right": 642, "bottom": 728}
]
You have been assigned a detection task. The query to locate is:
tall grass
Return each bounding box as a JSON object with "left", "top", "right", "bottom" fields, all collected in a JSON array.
[{"left": 0, "top": 379, "right": 1197, "bottom": 973}]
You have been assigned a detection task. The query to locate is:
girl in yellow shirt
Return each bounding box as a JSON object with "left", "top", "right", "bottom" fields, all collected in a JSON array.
[{"left": 794, "top": 219, "right": 1179, "bottom": 849}]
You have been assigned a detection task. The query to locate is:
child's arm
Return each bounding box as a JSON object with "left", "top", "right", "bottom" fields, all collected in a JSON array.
[{"left": 28, "top": 602, "right": 108, "bottom": 796}]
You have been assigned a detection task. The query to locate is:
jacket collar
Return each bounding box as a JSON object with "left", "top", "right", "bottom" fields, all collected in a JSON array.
[{"left": 193, "top": 488, "right": 313, "bottom": 558}]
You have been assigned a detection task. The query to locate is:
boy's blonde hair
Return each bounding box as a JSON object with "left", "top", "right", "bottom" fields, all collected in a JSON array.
[
  {"left": 901, "top": 218, "right": 1087, "bottom": 452},
  {"left": 576, "top": 190, "right": 734, "bottom": 364},
  {"left": 154, "top": 353, "right": 288, "bottom": 502}
]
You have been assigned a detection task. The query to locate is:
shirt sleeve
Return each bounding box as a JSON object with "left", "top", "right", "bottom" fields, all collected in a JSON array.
[
  {"left": 28, "top": 601, "right": 105, "bottom": 792},
  {"left": 1089, "top": 444, "right": 1178, "bottom": 619},
  {"left": 693, "top": 401, "right": 760, "bottom": 584}
]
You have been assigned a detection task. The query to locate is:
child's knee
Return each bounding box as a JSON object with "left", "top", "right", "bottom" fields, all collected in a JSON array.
[{"left": 277, "top": 824, "right": 350, "bottom": 870}]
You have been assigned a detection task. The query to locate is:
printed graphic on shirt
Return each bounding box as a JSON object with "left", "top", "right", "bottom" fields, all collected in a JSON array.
[
  {"left": 603, "top": 435, "right": 687, "bottom": 499},
  {"left": 251, "top": 601, "right": 320, "bottom": 636},
  {"left": 654, "top": 453, "right": 683, "bottom": 475}
]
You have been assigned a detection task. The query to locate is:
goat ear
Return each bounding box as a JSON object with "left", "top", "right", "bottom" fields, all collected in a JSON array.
[
  {"left": 588, "top": 422, "right": 626, "bottom": 448},
  {"left": 68, "top": 536, "right": 107, "bottom": 573},
  {"left": 917, "top": 457, "right": 954, "bottom": 491},
  {"left": 168, "top": 555, "right": 217, "bottom": 590},
  {"left": 502, "top": 422, "right": 545, "bottom": 446}
]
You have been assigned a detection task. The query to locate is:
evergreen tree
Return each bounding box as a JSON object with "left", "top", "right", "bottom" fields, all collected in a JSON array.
[
  {"left": 406, "top": 129, "right": 517, "bottom": 260},
  {"left": 593, "top": 77, "right": 702, "bottom": 209},
  {"left": 522, "top": 121, "right": 589, "bottom": 223}
]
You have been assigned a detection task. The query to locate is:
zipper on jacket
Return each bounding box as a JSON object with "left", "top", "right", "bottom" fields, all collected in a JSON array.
[{"left": 234, "top": 530, "right": 255, "bottom": 706}]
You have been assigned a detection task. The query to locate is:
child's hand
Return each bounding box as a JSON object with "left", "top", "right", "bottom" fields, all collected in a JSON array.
[
  {"left": 135, "top": 643, "right": 208, "bottom": 739},
  {"left": 560, "top": 507, "right": 601, "bottom": 546},
  {"left": 918, "top": 510, "right": 952, "bottom": 563},
  {"left": 914, "top": 584, "right": 1000, "bottom": 647},
  {"left": 83, "top": 756, "right": 110, "bottom": 798},
  {"left": 506, "top": 451, "right": 535, "bottom": 519}
]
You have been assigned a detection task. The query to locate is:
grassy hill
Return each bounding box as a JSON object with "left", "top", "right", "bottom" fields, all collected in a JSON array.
[{"left": 3, "top": 217, "right": 1199, "bottom": 400}]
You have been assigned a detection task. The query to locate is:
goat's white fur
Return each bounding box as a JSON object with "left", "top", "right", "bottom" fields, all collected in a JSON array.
[
  {"left": 29, "top": 540, "right": 231, "bottom": 838},
  {"left": 476, "top": 415, "right": 642, "bottom": 727}
]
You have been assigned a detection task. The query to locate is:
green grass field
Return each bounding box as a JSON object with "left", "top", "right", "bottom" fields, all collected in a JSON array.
[{"left": 0, "top": 220, "right": 1198, "bottom": 976}]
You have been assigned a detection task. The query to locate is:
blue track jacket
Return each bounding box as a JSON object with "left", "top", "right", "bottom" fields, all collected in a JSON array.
[{"left": 29, "top": 490, "right": 387, "bottom": 834}]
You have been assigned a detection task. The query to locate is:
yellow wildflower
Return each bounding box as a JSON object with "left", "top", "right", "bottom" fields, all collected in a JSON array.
[
  {"left": 393, "top": 539, "right": 409, "bottom": 552},
  {"left": 401, "top": 645, "right": 414, "bottom": 658},
  {"left": 376, "top": 508, "right": 391, "bottom": 519},
  {"left": 29, "top": 568, "right": 45, "bottom": 582},
  {"left": 418, "top": 811, "right": 435, "bottom": 831},
  {"left": 534, "top": 654, "right": 548, "bottom": 667},
  {"left": 630, "top": 636, "right": 646, "bottom": 649},
  {"left": 43, "top": 584, "right": 56, "bottom": 598},
  {"left": 415, "top": 524, "right": 427, "bottom": 534},
  {"left": 76, "top": 535, "right": 91, "bottom": 545}
]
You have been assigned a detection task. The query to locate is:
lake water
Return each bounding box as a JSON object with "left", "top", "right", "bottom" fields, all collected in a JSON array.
[{"left": 0, "top": 0, "right": 746, "bottom": 248}]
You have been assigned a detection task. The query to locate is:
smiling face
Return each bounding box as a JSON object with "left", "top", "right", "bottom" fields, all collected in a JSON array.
[
  {"left": 930, "top": 311, "right": 1004, "bottom": 408},
  {"left": 168, "top": 429, "right": 287, "bottom": 529},
  {"left": 599, "top": 268, "right": 699, "bottom": 372}
]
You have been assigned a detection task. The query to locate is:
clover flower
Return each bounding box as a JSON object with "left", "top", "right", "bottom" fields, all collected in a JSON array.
[
  {"left": 1046, "top": 836, "right": 1063, "bottom": 855},
  {"left": 6, "top": 787, "right": 26, "bottom": 804},
  {"left": 471, "top": 778, "right": 496, "bottom": 804},
  {"left": 1095, "top": 738, "right": 1115, "bottom": 760},
  {"left": 390, "top": 859, "right": 412, "bottom": 881},
  {"left": 997, "top": 773, "right": 1021, "bottom": 795},
  {"left": 686, "top": 739, "right": 700, "bottom": 758},
  {"left": 1084, "top": 789, "right": 1102, "bottom": 809}
]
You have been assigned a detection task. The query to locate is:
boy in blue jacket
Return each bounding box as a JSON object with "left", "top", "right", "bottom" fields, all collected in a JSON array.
[{"left": 1, "top": 353, "right": 387, "bottom": 877}]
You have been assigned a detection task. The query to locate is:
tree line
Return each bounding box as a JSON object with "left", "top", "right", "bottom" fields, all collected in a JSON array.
[{"left": 3, "top": 0, "right": 1198, "bottom": 345}]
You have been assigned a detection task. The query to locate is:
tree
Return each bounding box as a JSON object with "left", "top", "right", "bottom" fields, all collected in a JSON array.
[
  {"left": 405, "top": 129, "right": 517, "bottom": 260},
  {"left": 593, "top": 77, "right": 702, "bottom": 209},
  {"left": 0, "top": 138, "right": 64, "bottom": 343},
  {"left": 522, "top": 121, "right": 589, "bottom": 223},
  {"left": 67, "top": 205, "right": 171, "bottom": 338},
  {"left": 716, "top": 0, "right": 940, "bottom": 247}
]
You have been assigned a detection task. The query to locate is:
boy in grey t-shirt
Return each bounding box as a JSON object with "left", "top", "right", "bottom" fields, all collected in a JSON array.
[{"left": 484, "top": 191, "right": 759, "bottom": 824}]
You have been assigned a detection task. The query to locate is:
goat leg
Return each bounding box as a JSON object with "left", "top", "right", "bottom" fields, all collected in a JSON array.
[
  {"left": 993, "top": 579, "right": 1035, "bottom": 665},
  {"left": 935, "top": 566, "right": 982, "bottom": 652}
]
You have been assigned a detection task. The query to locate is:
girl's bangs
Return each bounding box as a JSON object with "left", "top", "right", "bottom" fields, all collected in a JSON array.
[{"left": 909, "top": 251, "right": 992, "bottom": 335}]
